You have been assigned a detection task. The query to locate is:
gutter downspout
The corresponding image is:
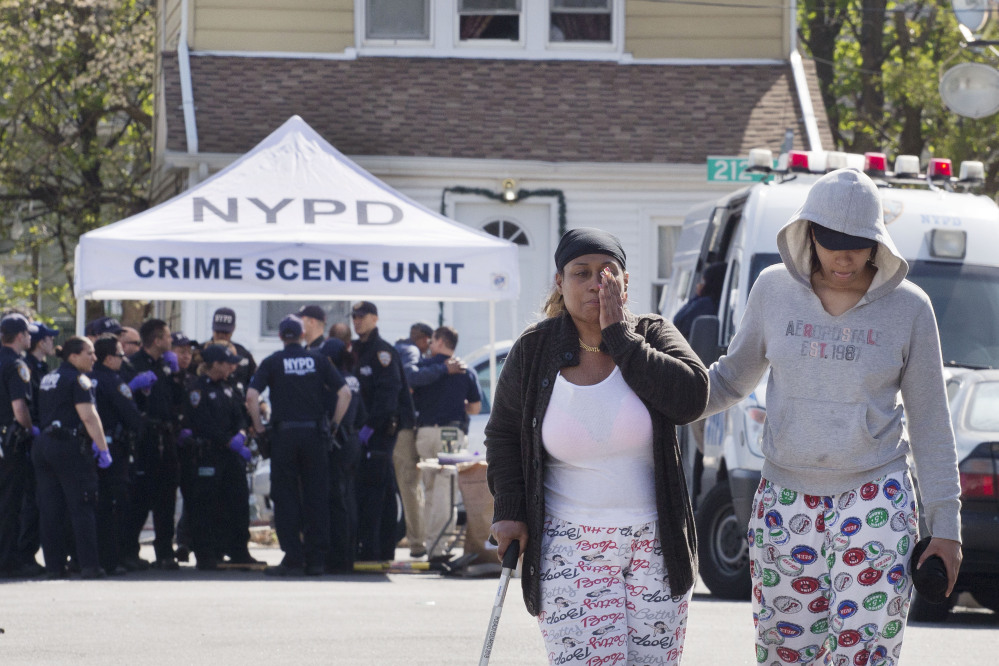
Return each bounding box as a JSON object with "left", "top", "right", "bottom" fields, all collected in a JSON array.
[
  {"left": 788, "top": 0, "right": 823, "bottom": 151},
  {"left": 178, "top": 0, "right": 203, "bottom": 185}
]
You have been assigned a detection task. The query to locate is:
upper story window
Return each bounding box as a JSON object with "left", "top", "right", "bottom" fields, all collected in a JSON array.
[
  {"left": 357, "top": 0, "right": 621, "bottom": 58},
  {"left": 550, "top": 0, "right": 611, "bottom": 43},
  {"left": 459, "top": 0, "right": 521, "bottom": 42},
  {"left": 366, "top": 0, "right": 431, "bottom": 41}
]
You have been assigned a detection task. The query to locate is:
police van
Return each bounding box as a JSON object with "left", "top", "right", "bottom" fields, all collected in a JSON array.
[{"left": 661, "top": 149, "right": 999, "bottom": 599}]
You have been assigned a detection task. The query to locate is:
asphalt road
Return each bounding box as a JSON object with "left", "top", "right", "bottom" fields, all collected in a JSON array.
[{"left": 1, "top": 542, "right": 995, "bottom": 665}]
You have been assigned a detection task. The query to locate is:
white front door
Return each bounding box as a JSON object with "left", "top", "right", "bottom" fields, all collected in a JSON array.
[{"left": 450, "top": 201, "right": 554, "bottom": 355}]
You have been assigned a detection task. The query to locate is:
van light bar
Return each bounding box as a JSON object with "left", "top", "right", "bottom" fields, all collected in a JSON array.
[
  {"left": 927, "top": 158, "right": 953, "bottom": 180},
  {"left": 959, "top": 160, "right": 985, "bottom": 182},
  {"left": 826, "top": 151, "right": 849, "bottom": 171},
  {"left": 929, "top": 229, "right": 967, "bottom": 259},
  {"left": 864, "top": 152, "right": 888, "bottom": 177},
  {"left": 788, "top": 150, "right": 810, "bottom": 173},
  {"left": 747, "top": 148, "right": 774, "bottom": 172},
  {"left": 894, "top": 155, "right": 921, "bottom": 178}
]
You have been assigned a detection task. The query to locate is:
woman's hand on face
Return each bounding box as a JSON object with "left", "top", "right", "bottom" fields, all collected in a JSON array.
[
  {"left": 920, "top": 537, "right": 963, "bottom": 597},
  {"left": 491, "top": 520, "right": 528, "bottom": 562},
  {"left": 598, "top": 267, "right": 626, "bottom": 330}
]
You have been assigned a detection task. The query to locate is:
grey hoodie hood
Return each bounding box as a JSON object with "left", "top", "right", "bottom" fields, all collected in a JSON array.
[{"left": 776, "top": 168, "right": 908, "bottom": 305}]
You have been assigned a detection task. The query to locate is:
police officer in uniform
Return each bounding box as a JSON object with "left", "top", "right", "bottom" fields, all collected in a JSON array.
[
  {"left": 92, "top": 336, "right": 143, "bottom": 575},
  {"left": 350, "top": 302, "right": 414, "bottom": 561},
  {"left": 169, "top": 332, "right": 199, "bottom": 563},
  {"left": 14, "top": 321, "right": 58, "bottom": 577},
  {"left": 183, "top": 344, "right": 257, "bottom": 570},
  {"left": 0, "top": 314, "right": 39, "bottom": 577},
  {"left": 33, "top": 336, "right": 112, "bottom": 579},
  {"left": 319, "top": 337, "right": 367, "bottom": 573},
  {"left": 297, "top": 305, "right": 327, "bottom": 350},
  {"left": 204, "top": 307, "right": 256, "bottom": 390},
  {"left": 247, "top": 315, "right": 351, "bottom": 576},
  {"left": 125, "top": 318, "right": 182, "bottom": 570}
]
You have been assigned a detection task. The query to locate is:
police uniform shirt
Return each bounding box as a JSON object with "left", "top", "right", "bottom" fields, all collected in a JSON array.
[
  {"left": 249, "top": 344, "right": 346, "bottom": 423},
  {"left": 27, "top": 354, "right": 48, "bottom": 423},
  {"left": 128, "top": 349, "right": 180, "bottom": 422},
  {"left": 38, "top": 362, "right": 95, "bottom": 431},
  {"left": 353, "top": 328, "right": 407, "bottom": 431},
  {"left": 184, "top": 375, "right": 245, "bottom": 444},
  {"left": 306, "top": 335, "right": 325, "bottom": 351},
  {"left": 413, "top": 355, "right": 483, "bottom": 428},
  {"left": 0, "top": 346, "right": 31, "bottom": 426},
  {"left": 92, "top": 364, "right": 142, "bottom": 436}
]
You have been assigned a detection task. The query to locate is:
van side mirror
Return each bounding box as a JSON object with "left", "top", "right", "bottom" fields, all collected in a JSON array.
[{"left": 689, "top": 315, "right": 722, "bottom": 365}]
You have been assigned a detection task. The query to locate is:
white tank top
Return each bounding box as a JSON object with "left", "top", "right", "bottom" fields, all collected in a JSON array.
[{"left": 541, "top": 366, "right": 656, "bottom": 527}]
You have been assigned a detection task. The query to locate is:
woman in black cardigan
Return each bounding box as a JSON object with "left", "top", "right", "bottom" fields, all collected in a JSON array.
[{"left": 486, "top": 228, "right": 708, "bottom": 665}]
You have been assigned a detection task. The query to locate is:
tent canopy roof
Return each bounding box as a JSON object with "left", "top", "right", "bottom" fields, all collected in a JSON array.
[{"left": 75, "top": 116, "right": 519, "bottom": 302}]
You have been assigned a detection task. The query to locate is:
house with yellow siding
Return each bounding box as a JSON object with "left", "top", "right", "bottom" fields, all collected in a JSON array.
[{"left": 153, "top": 0, "right": 832, "bottom": 357}]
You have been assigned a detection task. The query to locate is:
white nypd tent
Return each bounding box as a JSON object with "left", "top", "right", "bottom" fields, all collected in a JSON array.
[{"left": 75, "top": 116, "right": 519, "bottom": 308}]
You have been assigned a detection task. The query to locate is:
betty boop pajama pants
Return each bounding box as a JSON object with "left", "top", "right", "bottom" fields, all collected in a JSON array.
[
  {"left": 537, "top": 514, "right": 690, "bottom": 666},
  {"left": 749, "top": 472, "right": 918, "bottom": 666}
]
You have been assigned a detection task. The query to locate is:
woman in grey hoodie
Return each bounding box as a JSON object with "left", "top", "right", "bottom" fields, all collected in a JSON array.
[{"left": 702, "top": 168, "right": 962, "bottom": 665}]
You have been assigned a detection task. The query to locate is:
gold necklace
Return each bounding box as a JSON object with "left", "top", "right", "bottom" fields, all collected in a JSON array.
[{"left": 578, "top": 338, "right": 601, "bottom": 353}]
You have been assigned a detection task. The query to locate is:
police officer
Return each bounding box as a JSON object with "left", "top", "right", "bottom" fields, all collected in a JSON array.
[
  {"left": 205, "top": 307, "right": 256, "bottom": 390},
  {"left": 297, "top": 304, "right": 327, "bottom": 350},
  {"left": 319, "top": 337, "right": 367, "bottom": 573},
  {"left": 84, "top": 316, "right": 122, "bottom": 342},
  {"left": 92, "top": 336, "right": 143, "bottom": 575},
  {"left": 350, "top": 301, "right": 414, "bottom": 561},
  {"left": 33, "top": 336, "right": 112, "bottom": 579},
  {"left": 0, "top": 314, "right": 39, "bottom": 577},
  {"left": 183, "top": 344, "right": 257, "bottom": 570},
  {"left": 14, "top": 321, "right": 58, "bottom": 577},
  {"left": 169, "top": 332, "right": 199, "bottom": 563},
  {"left": 125, "top": 318, "right": 182, "bottom": 571},
  {"left": 247, "top": 315, "right": 351, "bottom": 576}
]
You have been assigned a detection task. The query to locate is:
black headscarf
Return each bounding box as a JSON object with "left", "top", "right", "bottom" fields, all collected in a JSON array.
[{"left": 554, "top": 227, "right": 627, "bottom": 272}]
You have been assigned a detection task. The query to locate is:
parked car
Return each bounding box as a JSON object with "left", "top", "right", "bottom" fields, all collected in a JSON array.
[{"left": 910, "top": 368, "right": 999, "bottom": 621}]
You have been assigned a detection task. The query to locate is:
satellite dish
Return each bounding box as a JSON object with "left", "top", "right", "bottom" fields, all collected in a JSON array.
[
  {"left": 951, "top": 0, "right": 993, "bottom": 33},
  {"left": 940, "top": 63, "right": 999, "bottom": 118}
]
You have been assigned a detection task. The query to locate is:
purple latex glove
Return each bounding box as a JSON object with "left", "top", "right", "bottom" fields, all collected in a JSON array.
[
  {"left": 177, "top": 428, "right": 193, "bottom": 447},
  {"left": 162, "top": 350, "right": 180, "bottom": 373},
  {"left": 358, "top": 425, "right": 375, "bottom": 446},
  {"left": 128, "top": 370, "right": 157, "bottom": 392},
  {"left": 229, "top": 433, "right": 252, "bottom": 461},
  {"left": 92, "top": 441, "right": 113, "bottom": 469},
  {"left": 29, "top": 425, "right": 40, "bottom": 437}
]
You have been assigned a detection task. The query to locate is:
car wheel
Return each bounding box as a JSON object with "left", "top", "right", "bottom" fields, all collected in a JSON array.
[
  {"left": 695, "top": 481, "right": 751, "bottom": 600},
  {"left": 908, "top": 589, "right": 954, "bottom": 623}
]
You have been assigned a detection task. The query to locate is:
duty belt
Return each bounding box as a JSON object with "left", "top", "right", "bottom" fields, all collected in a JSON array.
[{"left": 43, "top": 422, "right": 85, "bottom": 439}]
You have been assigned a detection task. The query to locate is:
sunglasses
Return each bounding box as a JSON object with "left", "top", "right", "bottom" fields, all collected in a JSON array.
[{"left": 122, "top": 340, "right": 141, "bottom": 346}]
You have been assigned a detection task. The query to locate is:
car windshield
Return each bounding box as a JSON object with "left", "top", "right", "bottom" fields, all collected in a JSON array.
[
  {"left": 908, "top": 262, "right": 999, "bottom": 370},
  {"left": 966, "top": 381, "right": 999, "bottom": 431}
]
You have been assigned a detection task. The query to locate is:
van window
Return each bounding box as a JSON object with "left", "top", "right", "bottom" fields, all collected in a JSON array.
[
  {"left": 721, "top": 260, "right": 739, "bottom": 345},
  {"left": 908, "top": 262, "right": 999, "bottom": 369}
]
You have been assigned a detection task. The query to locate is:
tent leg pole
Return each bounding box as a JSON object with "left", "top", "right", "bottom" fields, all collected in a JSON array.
[
  {"left": 489, "top": 301, "right": 496, "bottom": 408},
  {"left": 76, "top": 297, "right": 86, "bottom": 336}
]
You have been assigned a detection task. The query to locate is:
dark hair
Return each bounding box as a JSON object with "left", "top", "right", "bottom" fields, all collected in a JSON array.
[
  {"left": 433, "top": 326, "right": 458, "bottom": 351},
  {"left": 410, "top": 322, "right": 434, "bottom": 340},
  {"left": 139, "top": 319, "right": 168, "bottom": 348},
  {"left": 94, "top": 336, "right": 120, "bottom": 363},
  {"left": 60, "top": 336, "right": 89, "bottom": 360}
]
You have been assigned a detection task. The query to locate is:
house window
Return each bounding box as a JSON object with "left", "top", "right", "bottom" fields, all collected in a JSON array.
[
  {"left": 260, "top": 301, "right": 351, "bottom": 337},
  {"left": 652, "top": 222, "right": 681, "bottom": 312},
  {"left": 366, "top": 0, "right": 430, "bottom": 41},
  {"left": 458, "top": 0, "right": 521, "bottom": 41},
  {"left": 482, "top": 219, "right": 529, "bottom": 245},
  {"left": 550, "top": 0, "right": 611, "bottom": 42}
]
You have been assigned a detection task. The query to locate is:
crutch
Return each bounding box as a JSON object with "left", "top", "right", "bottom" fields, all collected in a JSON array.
[{"left": 478, "top": 539, "right": 520, "bottom": 666}]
